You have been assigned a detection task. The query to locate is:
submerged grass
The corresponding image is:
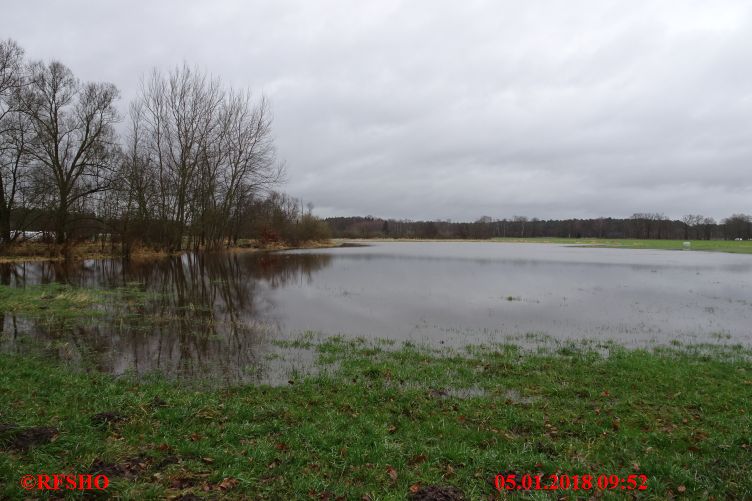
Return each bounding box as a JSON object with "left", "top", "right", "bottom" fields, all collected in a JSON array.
[
  {"left": 0, "top": 283, "right": 158, "bottom": 327},
  {"left": 0, "top": 283, "right": 106, "bottom": 324},
  {"left": 1, "top": 336, "right": 750, "bottom": 499}
]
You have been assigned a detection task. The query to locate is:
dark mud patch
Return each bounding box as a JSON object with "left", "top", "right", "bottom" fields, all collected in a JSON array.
[
  {"left": 89, "top": 454, "right": 151, "bottom": 478},
  {"left": 155, "top": 454, "right": 180, "bottom": 469},
  {"left": 150, "top": 396, "right": 168, "bottom": 408},
  {"left": 90, "top": 411, "right": 127, "bottom": 426},
  {"left": 172, "top": 495, "right": 203, "bottom": 501},
  {"left": 168, "top": 475, "right": 204, "bottom": 490},
  {"left": 408, "top": 485, "right": 466, "bottom": 501},
  {"left": 0, "top": 423, "right": 58, "bottom": 450}
]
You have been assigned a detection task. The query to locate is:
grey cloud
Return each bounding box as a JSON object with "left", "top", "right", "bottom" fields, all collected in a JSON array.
[{"left": 1, "top": 0, "right": 750, "bottom": 221}]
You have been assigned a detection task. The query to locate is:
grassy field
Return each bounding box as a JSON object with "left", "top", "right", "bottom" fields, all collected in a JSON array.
[
  {"left": 344, "top": 237, "right": 752, "bottom": 254},
  {"left": 486, "top": 237, "right": 752, "bottom": 254},
  {"left": 1, "top": 334, "right": 750, "bottom": 500}
]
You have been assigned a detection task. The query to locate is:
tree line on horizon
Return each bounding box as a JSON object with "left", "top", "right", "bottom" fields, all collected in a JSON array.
[
  {"left": 0, "top": 39, "right": 328, "bottom": 253},
  {"left": 327, "top": 213, "right": 752, "bottom": 240}
]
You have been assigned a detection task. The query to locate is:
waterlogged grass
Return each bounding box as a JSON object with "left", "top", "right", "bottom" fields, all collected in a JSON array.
[
  {"left": 1, "top": 337, "right": 751, "bottom": 500},
  {"left": 491, "top": 237, "right": 752, "bottom": 254},
  {"left": 0, "top": 283, "right": 157, "bottom": 327}
]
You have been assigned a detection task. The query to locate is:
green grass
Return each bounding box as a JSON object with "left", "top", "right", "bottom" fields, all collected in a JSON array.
[
  {"left": 0, "top": 283, "right": 158, "bottom": 328},
  {"left": 490, "top": 237, "right": 752, "bottom": 254},
  {"left": 0, "top": 283, "right": 104, "bottom": 317},
  {"left": 1, "top": 337, "right": 750, "bottom": 499}
]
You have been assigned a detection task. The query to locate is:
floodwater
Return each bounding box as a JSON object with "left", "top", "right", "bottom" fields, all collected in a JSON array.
[{"left": 1, "top": 242, "right": 751, "bottom": 383}]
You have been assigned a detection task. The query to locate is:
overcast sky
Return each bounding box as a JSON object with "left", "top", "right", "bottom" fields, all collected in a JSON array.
[{"left": 2, "top": 1, "right": 751, "bottom": 221}]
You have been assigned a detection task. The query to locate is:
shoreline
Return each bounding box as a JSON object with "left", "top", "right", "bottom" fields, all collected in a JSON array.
[
  {"left": 3, "top": 237, "right": 751, "bottom": 264},
  {"left": 0, "top": 240, "right": 341, "bottom": 265}
]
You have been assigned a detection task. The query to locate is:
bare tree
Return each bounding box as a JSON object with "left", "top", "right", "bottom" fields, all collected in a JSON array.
[
  {"left": 0, "top": 39, "right": 32, "bottom": 244},
  {"left": 14, "top": 60, "right": 119, "bottom": 244},
  {"left": 681, "top": 214, "right": 705, "bottom": 240},
  {"left": 0, "top": 39, "right": 25, "bottom": 124},
  {"left": 113, "top": 101, "right": 164, "bottom": 253},
  {"left": 0, "top": 110, "right": 37, "bottom": 243},
  {"left": 130, "top": 65, "right": 281, "bottom": 250},
  {"left": 137, "top": 65, "right": 224, "bottom": 249},
  {"left": 513, "top": 215, "right": 528, "bottom": 238},
  {"left": 701, "top": 217, "right": 716, "bottom": 240},
  {"left": 212, "top": 93, "right": 281, "bottom": 247},
  {"left": 2, "top": 44, "right": 296, "bottom": 252},
  {"left": 723, "top": 214, "right": 751, "bottom": 240}
]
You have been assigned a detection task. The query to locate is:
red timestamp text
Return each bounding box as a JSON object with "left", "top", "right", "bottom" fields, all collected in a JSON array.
[{"left": 494, "top": 473, "right": 648, "bottom": 492}]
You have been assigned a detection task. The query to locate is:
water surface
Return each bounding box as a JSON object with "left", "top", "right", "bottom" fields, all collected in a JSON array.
[{"left": 2, "top": 242, "right": 751, "bottom": 383}]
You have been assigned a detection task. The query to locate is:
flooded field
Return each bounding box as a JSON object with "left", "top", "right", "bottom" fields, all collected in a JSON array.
[{"left": 1, "top": 242, "right": 751, "bottom": 383}]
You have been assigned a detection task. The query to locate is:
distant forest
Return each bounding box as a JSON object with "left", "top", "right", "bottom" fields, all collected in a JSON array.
[{"left": 327, "top": 213, "right": 752, "bottom": 240}]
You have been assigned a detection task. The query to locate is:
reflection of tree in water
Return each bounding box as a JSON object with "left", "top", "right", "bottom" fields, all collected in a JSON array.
[
  {"left": 0, "top": 252, "right": 332, "bottom": 383},
  {"left": 0, "top": 265, "right": 22, "bottom": 349},
  {"left": 251, "top": 253, "right": 332, "bottom": 288}
]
